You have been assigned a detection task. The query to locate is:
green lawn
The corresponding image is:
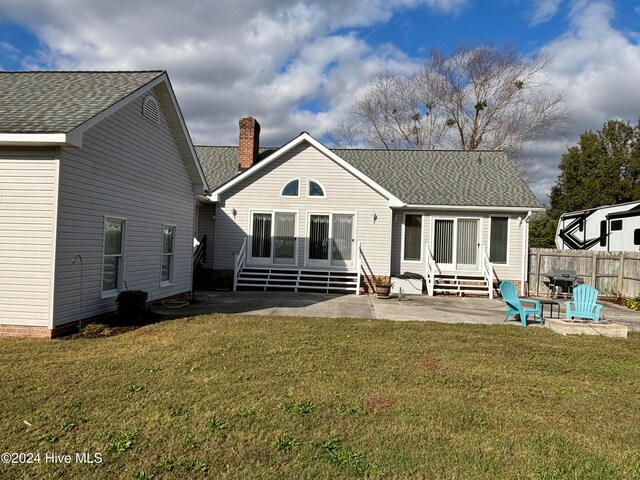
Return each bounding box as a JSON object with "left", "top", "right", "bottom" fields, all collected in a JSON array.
[{"left": 1, "top": 314, "right": 639, "bottom": 479}]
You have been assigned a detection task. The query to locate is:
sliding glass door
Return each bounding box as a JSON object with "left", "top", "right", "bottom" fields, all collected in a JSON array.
[
  {"left": 307, "top": 213, "right": 355, "bottom": 267},
  {"left": 251, "top": 213, "right": 272, "bottom": 265},
  {"left": 331, "top": 214, "right": 354, "bottom": 267},
  {"left": 433, "top": 218, "right": 479, "bottom": 271},
  {"left": 274, "top": 212, "right": 296, "bottom": 265},
  {"left": 308, "top": 215, "right": 330, "bottom": 265},
  {"left": 250, "top": 212, "right": 297, "bottom": 265}
]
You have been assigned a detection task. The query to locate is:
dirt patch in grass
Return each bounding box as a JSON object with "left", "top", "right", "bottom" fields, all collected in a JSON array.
[
  {"left": 418, "top": 359, "right": 442, "bottom": 374},
  {"left": 364, "top": 395, "right": 394, "bottom": 414}
]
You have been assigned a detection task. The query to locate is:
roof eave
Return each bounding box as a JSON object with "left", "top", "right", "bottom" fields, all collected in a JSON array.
[
  {"left": 397, "top": 204, "right": 543, "bottom": 212},
  {"left": 0, "top": 131, "right": 82, "bottom": 147}
]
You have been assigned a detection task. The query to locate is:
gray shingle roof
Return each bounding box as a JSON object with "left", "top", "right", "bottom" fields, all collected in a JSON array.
[
  {"left": 335, "top": 148, "right": 541, "bottom": 208},
  {"left": 195, "top": 146, "right": 276, "bottom": 190},
  {"left": 0, "top": 71, "right": 164, "bottom": 133},
  {"left": 197, "top": 145, "right": 541, "bottom": 209}
]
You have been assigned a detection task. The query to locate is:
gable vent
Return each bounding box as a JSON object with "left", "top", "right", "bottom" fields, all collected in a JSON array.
[{"left": 142, "top": 96, "right": 160, "bottom": 123}]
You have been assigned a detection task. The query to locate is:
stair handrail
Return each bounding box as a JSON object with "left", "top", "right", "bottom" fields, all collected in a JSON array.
[
  {"left": 356, "top": 242, "right": 363, "bottom": 296},
  {"left": 425, "top": 245, "right": 439, "bottom": 296},
  {"left": 482, "top": 246, "right": 494, "bottom": 300},
  {"left": 233, "top": 237, "right": 247, "bottom": 292}
]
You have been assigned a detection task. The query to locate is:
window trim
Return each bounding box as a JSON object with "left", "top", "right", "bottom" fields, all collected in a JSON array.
[
  {"left": 488, "top": 216, "right": 510, "bottom": 265},
  {"left": 280, "top": 179, "right": 300, "bottom": 198},
  {"left": 402, "top": 212, "right": 423, "bottom": 263},
  {"left": 160, "top": 224, "right": 176, "bottom": 287},
  {"left": 307, "top": 178, "right": 327, "bottom": 198},
  {"left": 101, "top": 216, "right": 126, "bottom": 299}
]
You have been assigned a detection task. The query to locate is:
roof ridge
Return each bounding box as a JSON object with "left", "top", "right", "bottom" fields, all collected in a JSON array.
[{"left": 0, "top": 70, "right": 165, "bottom": 74}]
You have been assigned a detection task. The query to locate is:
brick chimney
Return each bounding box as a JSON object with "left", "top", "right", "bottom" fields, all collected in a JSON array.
[{"left": 238, "top": 117, "right": 260, "bottom": 170}]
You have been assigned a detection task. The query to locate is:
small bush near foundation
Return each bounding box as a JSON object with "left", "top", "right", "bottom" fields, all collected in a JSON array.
[{"left": 115, "top": 290, "right": 148, "bottom": 323}]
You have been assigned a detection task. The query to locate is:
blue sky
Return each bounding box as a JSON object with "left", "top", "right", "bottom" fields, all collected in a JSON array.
[{"left": 1, "top": 0, "right": 639, "bottom": 202}]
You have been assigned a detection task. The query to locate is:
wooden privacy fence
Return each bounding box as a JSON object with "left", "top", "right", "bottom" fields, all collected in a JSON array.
[{"left": 528, "top": 248, "right": 640, "bottom": 298}]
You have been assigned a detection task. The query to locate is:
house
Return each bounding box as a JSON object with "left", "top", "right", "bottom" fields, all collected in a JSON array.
[
  {"left": 556, "top": 200, "right": 640, "bottom": 252},
  {"left": 0, "top": 71, "right": 208, "bottom": 337},
  {"left": 195, "top": 117, "right": 542, "bottom": 297}
]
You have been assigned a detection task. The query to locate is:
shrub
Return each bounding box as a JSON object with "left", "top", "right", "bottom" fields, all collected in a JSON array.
[
  {"left": 626, "top": 295, "right": 640, "bottom": 311},
  {"left": 115, "top": 290, "right": 148, "bottom": 323}
]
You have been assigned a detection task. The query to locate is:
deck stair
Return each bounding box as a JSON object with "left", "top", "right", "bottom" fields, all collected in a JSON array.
[
  {"left": 236, "top": 267, "right": 358, "bottom": 293},
  {"left": 433, "top": 273, "right": 489, "bottom": 296}
]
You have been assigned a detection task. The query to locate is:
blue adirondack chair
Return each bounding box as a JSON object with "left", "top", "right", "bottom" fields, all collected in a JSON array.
[
  {"left": 565, "top": 284, "right": 603, "bottom": 321},
  {"left": 499, "top": 281, "right": 544, "bottom": 326}
]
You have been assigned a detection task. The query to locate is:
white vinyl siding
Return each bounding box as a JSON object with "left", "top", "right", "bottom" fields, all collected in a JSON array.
[
  {"left": 0, "top": 153, "right": 59, "bottom": 327},
  {"left": 213, "top": 143, "right": 391, "bottom": 275},
  {"left": 53, "top": 90, "right": 196, "bottom": 327}
]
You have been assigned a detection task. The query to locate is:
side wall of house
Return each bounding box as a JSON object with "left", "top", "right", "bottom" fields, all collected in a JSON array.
[
  {"left": 391, "top": 210, "right": 528, "bottom": 282},
  {"left": 53, "top": 89, "right": 195, "bottom": 328},
  {"left": 213, "top": 143, "right": 392, "bottom": 276},
  {"left": 0, "top": 149, "right": 59, "bottom": 331}
]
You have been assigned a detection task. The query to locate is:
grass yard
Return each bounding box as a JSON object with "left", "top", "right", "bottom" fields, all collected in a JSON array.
[{"left": 1, "top": 314, "right": 639, "bottom": 479}]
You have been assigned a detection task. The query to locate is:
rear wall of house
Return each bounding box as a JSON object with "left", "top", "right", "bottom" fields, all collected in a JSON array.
[
  {"left": 390, "top": 209, "right": 527, "bottom": 282},
  {"left": 53, "top": 90, "right": 196, "bottom": 328},
  {"left": 213, "top": 142, "right": 392, "bottom": 276},
  {"left": 0, "top": 149, "right": 59, "bottom": 331}
]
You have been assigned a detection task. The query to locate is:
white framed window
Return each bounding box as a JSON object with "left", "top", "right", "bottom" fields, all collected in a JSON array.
[
  {"left": 102, "top": 217, "right": 126, "bottom": 297},
  {"left": 281, "top": 179, "right": 299, "bottom": 197},
  {"left": 161, "top": 224, "right": 176, "bottom": 285},
  {"left": 308, "top": 179, "right": 326, "bottom": 197},
  {"left": 403, "top": 213, "right": 423, "bottom": 261},
  {"left": 489, "top": 217, "right": 509, "bottom": 264}
]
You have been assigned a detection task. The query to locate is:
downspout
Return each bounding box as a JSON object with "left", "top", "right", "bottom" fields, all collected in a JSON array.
[{"left": 521, "top": 211, "right": 532, "bottom": 296}]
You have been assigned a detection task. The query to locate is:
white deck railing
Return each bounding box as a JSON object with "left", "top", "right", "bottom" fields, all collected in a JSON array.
[
  {"left": 233, "top": 237, "right": 247, "bottom": 292},
  {"left": 424, "top": 245, "right": 439, "bottom": 296},
  {"left": 482, "top": 247, "right": 494, "bottom": 299},
  {"left": 356, "top": 242, "right": 363, "bottom": 296}
]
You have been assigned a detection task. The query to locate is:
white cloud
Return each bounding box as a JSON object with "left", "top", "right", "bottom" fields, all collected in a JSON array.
[
  {"left": 0, "top": 0, "right": 463, "bottom": 145},
  {"left": 523, "top": 0, "right": 640, "bottom": 202},
  {"left": 1, "top": 0, "right": 639, "bottom": 205},
  {"left": 528, "top": 0, "right": 563, "bottom": 26}
]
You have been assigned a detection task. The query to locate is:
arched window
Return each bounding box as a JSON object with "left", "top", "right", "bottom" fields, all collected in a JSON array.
[
  {"left": 308, "top": 180, "right": 325, "bottom": 197},
  {"left": 281, "top": 179, "right": 299, "bottom": 197}
]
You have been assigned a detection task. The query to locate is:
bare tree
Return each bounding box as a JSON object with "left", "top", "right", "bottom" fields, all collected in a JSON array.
[{"left": 331, "top": 44, "right": 571, "bottom": 165}]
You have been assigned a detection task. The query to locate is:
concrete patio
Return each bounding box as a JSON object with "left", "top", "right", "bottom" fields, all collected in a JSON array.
[{"left": 152, "top": 290, "right": 640, "bottom": 332}]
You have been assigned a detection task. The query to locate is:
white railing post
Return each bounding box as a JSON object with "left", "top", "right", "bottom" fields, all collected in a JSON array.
[
  {"left": 356, "top": 242, "right": 362, "bottom": 296},
  {"left": 425, "top": 245, "right": 435, "bottom": 296},
  {"left": 483, "top": 247, "right": 494, "bottom": 300},
  {"left": 233, "top": 237, "right": 247, "bottom": 292}
]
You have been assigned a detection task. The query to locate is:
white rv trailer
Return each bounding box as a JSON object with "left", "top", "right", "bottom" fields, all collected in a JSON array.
[{"left": 556, "top": 200, "right": 640, "bottom": 252}]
